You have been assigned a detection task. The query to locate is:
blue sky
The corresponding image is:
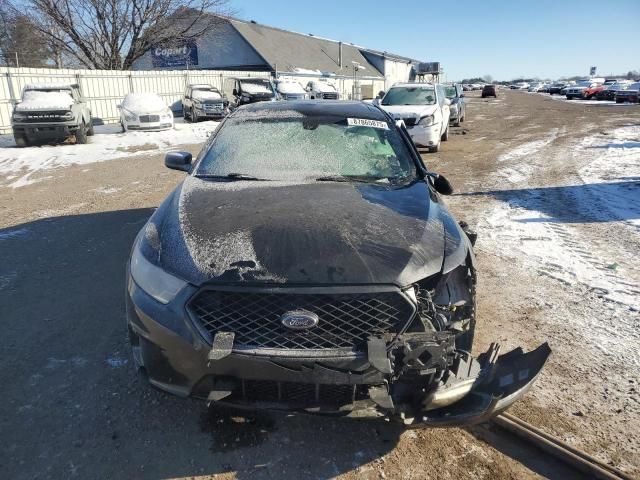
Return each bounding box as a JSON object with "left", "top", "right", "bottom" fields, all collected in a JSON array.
[{"left": 231, "top": 0, "right": 640, "bottom": 81}]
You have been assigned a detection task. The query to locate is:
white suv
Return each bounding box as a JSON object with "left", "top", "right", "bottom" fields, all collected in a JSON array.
[{"left": 377, "top": 83, "right": 451, "bottom": 153}]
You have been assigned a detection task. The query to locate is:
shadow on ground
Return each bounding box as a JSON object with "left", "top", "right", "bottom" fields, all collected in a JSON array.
[
  {"left": 0, "top": 209, "right": 404, "bottom": 480},
  {"left": 456, "top": 180, "right": 640, "bottom": 223}
]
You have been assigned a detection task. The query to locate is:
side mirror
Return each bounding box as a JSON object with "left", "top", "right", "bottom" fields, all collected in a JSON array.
[
  {"left": 165, "top": 151, "right": 192, "bottom": 172},
  {"left": 460, "top": 93, "right": 465, "bottom": 98},
  {"left": 372, "top": 98, "right": 380, "bottom": 106},
  {"left": 232, "top": 88, "right": 238, "bottom": 96},
  {"left": 430, "top": 173, "right": 453, "bottom": 195},
  {"left": 116, "top": 103, "right": 122, "bottom": 109},
  {"left": 377, "top": 90, "right": 385, "bottom": 99}
]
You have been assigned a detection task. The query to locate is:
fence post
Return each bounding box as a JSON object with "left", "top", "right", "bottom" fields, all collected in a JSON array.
[
  {"left": 5, "top": 69, "right": 17, "bottom": 109},
  {"left": 129, "top": 73, "right": 134, "bottom": 93}
]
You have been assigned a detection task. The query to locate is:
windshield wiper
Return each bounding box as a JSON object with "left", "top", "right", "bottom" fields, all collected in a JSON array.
[
  {"left": 196, "top": 173, "right": 269, "bottom": 181},
  {"left": 315, "top": 175, "right": 402, "bottom": 183}
]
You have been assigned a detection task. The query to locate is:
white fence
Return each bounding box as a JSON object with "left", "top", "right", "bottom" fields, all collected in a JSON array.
[{"left": 0, "top": 67, "right": 386, "bottom": 134}]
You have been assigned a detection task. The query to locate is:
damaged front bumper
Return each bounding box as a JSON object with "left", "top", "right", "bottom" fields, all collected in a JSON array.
[{"left": 127, "top": 278, "right": 550, "bottom": 427}]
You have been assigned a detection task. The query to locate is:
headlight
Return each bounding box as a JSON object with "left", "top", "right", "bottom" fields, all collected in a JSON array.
[
  {"left": 130, "top": 244, "right": 187, "bottom": 304},
  {"left": 419, "top": 114, "right": 435, "bottom": 126},
  {"left": 161, "top": 110, "right": 173, "bottom": 120},
  {"left": 12, "top": 112, "right": 26, "bottom": 121},
  {"left": 123, "top": 109, "right": 137, "bottom": 122},
  {"left": 61, "top": 111, "right": 74, "bottom": 120}
]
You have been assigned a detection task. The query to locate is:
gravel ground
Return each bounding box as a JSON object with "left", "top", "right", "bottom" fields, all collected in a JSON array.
[{"left": 0, "top": 91, "right": 638, "bottom": 479}]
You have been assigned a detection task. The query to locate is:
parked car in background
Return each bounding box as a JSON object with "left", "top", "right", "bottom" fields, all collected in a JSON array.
[
  {"left": 547, "top": 82, "right": 567, "bottom": 95},
  {"left": 11, "top": 83, "right": 93, "bottom": 147},
  {"left": 565, "top": 79, "right": 603, "bottom": 99},
  {"left": 275, "top": 79, "right": 309, "bottom": 100},
  {"left": 182, "top": 84, "right": 228, "bottom": 122},
  {"left": 582, "top": 80, "right": 617, "bottom": 99},
  {"left": 378, "top": 83, "right": 450, "bottom": 152},
  {"left": 222, "top": 77, "right": 277, "bottom": 108},
  {"left": 481, "top": 84, "right": 497, "bottom": 98},
  {"left": 444, "top": 84, "right": 466, "bottom": 126},
  {"left": 128, "top": 100, "right": 550, "bottom": 425},
  {"left": 510, "top": 82, "right": 529, "bottom": 90},
  {"left": 119, "top": 93, "right": 173, "bottom": 132},
  {"left": 527, "top": 82, "right": 544, "bottom": 92},
  {"left": 306, "top": 79, "right": 340, "bottom": 100},
  {"left": 595, "top": 81, "right": 632, "bottom": 101},
  {"left": 615, "top": 82, "right": 640, "bottom": 103}
]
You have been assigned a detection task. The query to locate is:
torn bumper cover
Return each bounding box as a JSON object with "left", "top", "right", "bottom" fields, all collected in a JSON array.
[{"left": 201, "top": 329, "right": 551, "bottom": 427}]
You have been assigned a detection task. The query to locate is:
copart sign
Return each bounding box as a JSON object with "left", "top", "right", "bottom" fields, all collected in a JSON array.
[{"left": 151, "top": 41, "right": 198, "bottom": 68}]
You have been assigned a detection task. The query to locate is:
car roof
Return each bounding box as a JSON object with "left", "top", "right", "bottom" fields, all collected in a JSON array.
[
  {"left": 236, "top": 101, "right": 388, "bottom": 121},
  {"left": 392, "top": 83, "right": 434, "bottom": 88},
  {"left": 189, "top": 83, "right": 216, "bottom": 89}
]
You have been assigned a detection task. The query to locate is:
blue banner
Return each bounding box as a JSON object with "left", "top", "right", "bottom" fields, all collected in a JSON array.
[{"left": 151, "top": 41, "right": 198, "bottom": 68}]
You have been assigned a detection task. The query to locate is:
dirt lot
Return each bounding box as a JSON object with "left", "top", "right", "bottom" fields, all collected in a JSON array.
[{"left": 1, "top": 91, "right": 638, "bottom": 479}]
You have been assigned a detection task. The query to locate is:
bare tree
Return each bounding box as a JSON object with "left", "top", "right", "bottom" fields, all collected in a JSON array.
[
  {"left": 17, "top": 0, "right": 232, "bottom": 70},
  {"left": 0, "top": 3, "right": 52, "bottom": 67}
]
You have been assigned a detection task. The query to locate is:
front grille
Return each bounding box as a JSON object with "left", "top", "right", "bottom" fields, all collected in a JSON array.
[
  {"left": 21, "top": 111, "right": 69, "bottom": 123},
  {"left": 139, "top": 115, "right": 160, "bottom": 123},
  {"left": 321, "top": 92, "right": 338, "bottom": 100},
  {"left": 188, "top": 290, "right": 415, "bottom": 351},
  {"left": 230, "top": 379, "right": 367, "bottom": 407},
  {"left": 403, "top": 118, "right": 417, "bottom": 127}
]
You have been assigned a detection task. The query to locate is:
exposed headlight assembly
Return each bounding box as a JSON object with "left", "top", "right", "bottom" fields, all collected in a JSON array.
[{"left": 130, "top": 244, "right": 187, "bottom": 304}]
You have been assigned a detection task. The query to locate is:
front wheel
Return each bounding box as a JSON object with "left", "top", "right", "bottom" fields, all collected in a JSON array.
[
  {"left": 191, "top": 107, "right": 198, "bottom": 123},
  {"left": 428, "top": 142, "right": 439, "bottom": 153},
  {"left": 441, "top": 126, "right": 449, "bottom": 141},
  {"left": 87, "top": 121, "right": 95, "bottom": 136},
  {"left": 75, "top": 122, "right": 88, "bottom": 144}
]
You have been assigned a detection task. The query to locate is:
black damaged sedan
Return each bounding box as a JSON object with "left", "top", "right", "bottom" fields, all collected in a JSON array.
[{"left": 126, "top": 101, "right": 550, "bottom": 426}]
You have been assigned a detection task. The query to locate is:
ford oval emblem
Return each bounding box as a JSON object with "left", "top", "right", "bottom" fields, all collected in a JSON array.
[{"left": 281, "top": 310, "right": 319, "bottom": 330}]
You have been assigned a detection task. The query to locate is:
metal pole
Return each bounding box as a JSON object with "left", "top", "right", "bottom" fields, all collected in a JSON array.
[{"left": 15, "top": 52, "right": 19, "bottom": 68}]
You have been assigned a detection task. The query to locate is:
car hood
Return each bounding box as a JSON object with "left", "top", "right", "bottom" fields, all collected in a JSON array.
[
  {"left": 144, "top": 177, "right": 464, "bottom": 286},
  {"left": 381, "top": 105, "right": 438, "bottom": 121}
]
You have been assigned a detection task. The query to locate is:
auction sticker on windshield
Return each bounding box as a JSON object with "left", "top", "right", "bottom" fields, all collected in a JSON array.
[{"left": 347, "top": 118, "right": 389, "bottom": 129}]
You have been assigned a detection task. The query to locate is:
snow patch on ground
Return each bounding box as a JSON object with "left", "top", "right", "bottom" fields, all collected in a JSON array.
[
  {"left": 477, "top": 125, "right": 640, "bottom": 341},
  {"left": 498, "top": 128, "right": 558, "bottom": 162},
  {"left": 0, "top": 119, "right": 219, "bottom": 188}
]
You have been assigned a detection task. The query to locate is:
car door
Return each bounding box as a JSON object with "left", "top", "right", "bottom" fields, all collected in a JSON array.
[
  {"left": 457, "top": 85, "right": 465, "bottom": 118},
  {"left": 435, "top": 85, "right": 448, "bottom": 135},
  {"left": 183, "top": 87, "right": 192, "bottom": 112}
]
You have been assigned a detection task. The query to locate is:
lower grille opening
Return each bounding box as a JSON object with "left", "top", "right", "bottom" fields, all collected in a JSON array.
[{"left": 231, "top": 380, "right": 369, "bottom": 408}]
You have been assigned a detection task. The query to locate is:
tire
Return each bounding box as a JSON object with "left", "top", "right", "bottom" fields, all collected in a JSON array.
[
  {"left": 13, "top": 133, "right": 28, "bottom": 147},
  {"left": 428, "top": 142, "right": 439, "bottom": 153},
  {"left": 453, "top": 119, "right": 460, "bottom": 127},
  {"left": 191, "top": 107, "right": 198, "bottom": 123},
  {"left": 182, "top": 104, "right": 189, "bottom": 119},
  {"left": 120, "top": 121, "right": 126, "bottom": 133},
  {"left": 481, "top": 94, "right": 486, "bottom": 98},
  {"left": 441, "top": 126, "right": 449, "bottom": 141},
  {"left": 87, "top": 121, "right": 95, "bottom": 136},
  {"left": 616, "top": 99, "right": 623, "bottom": 104},
  {"left": 75, "top": 122, "right": 88, "bottom": 144}
]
